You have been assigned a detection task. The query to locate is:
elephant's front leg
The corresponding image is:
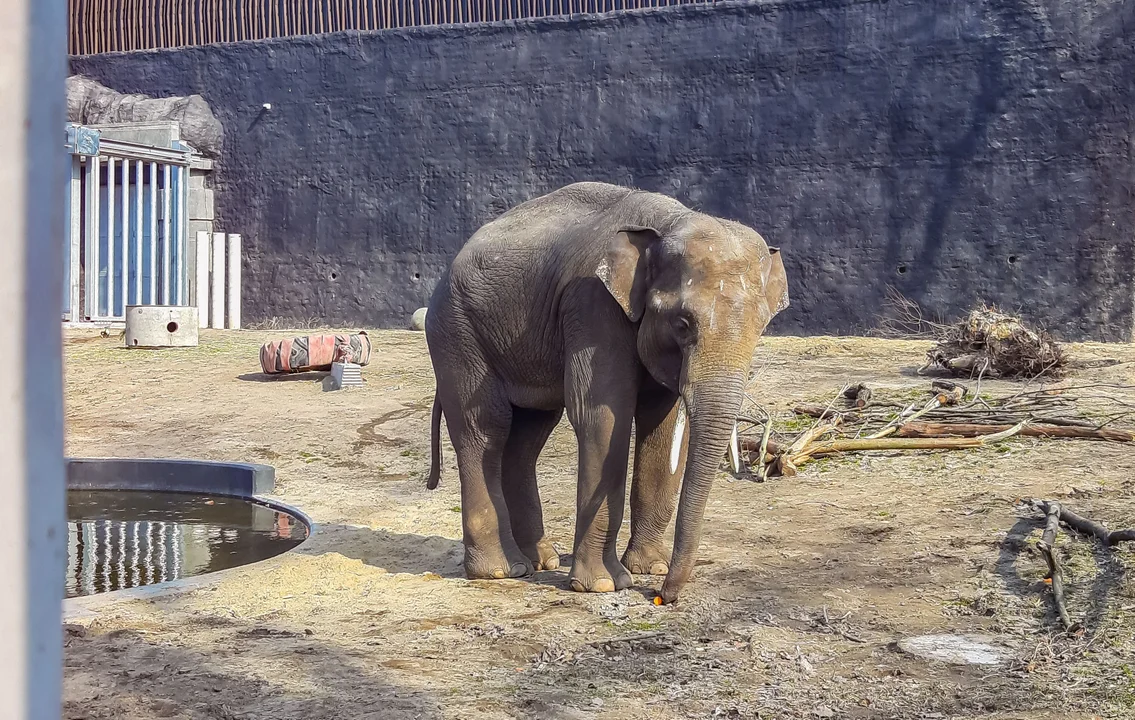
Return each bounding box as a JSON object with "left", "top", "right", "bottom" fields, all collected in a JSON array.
[
  {"left": 622, "top": 382, "right": 687, "bottom": 576},
  {"left": 565, "top": 352, "right": 637, "bottom": 593}
]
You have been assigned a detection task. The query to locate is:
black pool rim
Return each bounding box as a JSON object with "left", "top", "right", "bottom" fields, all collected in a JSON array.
[{"left": 64, "top": 456, "right": 315, "bottom": 616}]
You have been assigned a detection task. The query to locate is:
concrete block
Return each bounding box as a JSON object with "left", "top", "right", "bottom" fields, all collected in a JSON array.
[
  {"left": 89, "top": 121, "right": 180, "bottom": 149},
  {"left": 188, "top": 188, "right": 214, "bottom": 220},
  {"left": 124, "top": 305, "right": 199, "bottom": 348}
]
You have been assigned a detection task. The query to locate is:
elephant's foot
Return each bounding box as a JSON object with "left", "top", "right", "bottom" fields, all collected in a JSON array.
[
  {"left": 621, "top": 542, "right": 671, "bottom": 576},
  {"left": 519, "top": 538, "right": 561, "bottom": 571},
  {"left": 463, "top": 542, "right": 533, "bottom": 580},
  {"left": 568, "top": 551, "right": 632, "bottom": 593}
]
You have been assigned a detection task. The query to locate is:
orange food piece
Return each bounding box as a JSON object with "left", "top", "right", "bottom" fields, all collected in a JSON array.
[{"left": 653, "top": 596, "right": 664, "bottom": 605}]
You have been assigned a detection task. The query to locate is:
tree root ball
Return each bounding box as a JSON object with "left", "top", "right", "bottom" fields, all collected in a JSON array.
[{"left": 921, "top": 306, "right": 1065, "bottom": 379}]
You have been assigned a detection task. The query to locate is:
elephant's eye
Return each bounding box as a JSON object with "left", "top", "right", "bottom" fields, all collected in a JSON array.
[{"left": 671, "top": 312, "right": 696, "bottom": 345}]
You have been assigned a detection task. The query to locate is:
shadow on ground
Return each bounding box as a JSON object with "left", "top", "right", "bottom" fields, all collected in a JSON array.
[
  {"left": 300, "top": 524, "right": 467, "bottom": 577},
  {"left": 238, "top": 371, "right": 330, "bottom": 382},
  {"left": 63, "top": 624, "right": 442, "bottom": 720},
  {"left": 300, "top": 525, "right": 662, "bottom": 595}
]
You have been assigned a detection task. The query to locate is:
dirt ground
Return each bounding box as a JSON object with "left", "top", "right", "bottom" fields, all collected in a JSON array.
[{"left": 61, "top": 328, "right": 1135, "bottom": 720}]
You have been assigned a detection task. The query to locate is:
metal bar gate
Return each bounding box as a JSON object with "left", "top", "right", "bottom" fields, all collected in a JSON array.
[{"left": 63, "top": 124, "right": 194, "bottom": 322}]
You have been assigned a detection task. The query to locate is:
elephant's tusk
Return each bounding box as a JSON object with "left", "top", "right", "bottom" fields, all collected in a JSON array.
[
  {"left": 670, "top": 400, "right": 687, "bottom": 475},
  {"left": 729, "top": 422, "right": 741, "bottom": 474}
]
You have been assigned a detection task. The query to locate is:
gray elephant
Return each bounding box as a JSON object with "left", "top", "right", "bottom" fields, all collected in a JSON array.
[{"left": 425, "top": 182, "right": 788, "bottom": 604}]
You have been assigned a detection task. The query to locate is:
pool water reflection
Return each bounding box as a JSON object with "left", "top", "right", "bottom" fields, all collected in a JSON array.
[{"left": 66, "top": 490, "right": 308, "bottom": 598}]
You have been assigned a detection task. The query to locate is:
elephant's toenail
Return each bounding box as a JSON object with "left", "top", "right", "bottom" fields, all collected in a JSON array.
[
  {"left": 592, "top": 578, "right": 616, "bottom": 593},
  {"left": 509, "top": 563, "right": 528, "bottom": 578},
  {"left": 543, "top": 556, "right": 560, "bottom": 570},
  {"left": 650, "top": 562, "right": 669, "bottom": 575},
  {"left": 570, "top": 579, "right": 586, "bottom": 593},
  {"left": 491, "top": 569, "right": 506, "bottom": 579}
]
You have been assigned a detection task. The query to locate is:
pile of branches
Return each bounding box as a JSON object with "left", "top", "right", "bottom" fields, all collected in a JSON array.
[{"left": 736, "top": 380, "right": 1134, "bottom": 481}]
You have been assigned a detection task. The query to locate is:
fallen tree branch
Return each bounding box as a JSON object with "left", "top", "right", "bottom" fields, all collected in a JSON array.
[
  {"left": 1035, "top": 500, "right": 1078, "bottom": 633},
  {"left": 897, "top": 422, "right": 1134, "bottom": 443},
  {"left": 794, "top": 421, "right": 1026, "bottom": 459},
  {"left": 1029, "top": 499, "right": 1135, "bottom": 547}
]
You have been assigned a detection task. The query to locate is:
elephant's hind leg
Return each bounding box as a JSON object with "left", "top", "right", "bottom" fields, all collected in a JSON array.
[
  {"left": 502, "top": 407, "right": 564, "bottom": 571},
  {"left": 622, "top": 384, "right": 687, "bottom": 576},
  {"left": 443, "top": 384, "right": 535, "bottom": 581}
]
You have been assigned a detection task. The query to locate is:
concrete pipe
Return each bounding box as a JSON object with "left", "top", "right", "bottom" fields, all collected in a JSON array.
[{"left": 124, "top": 305, "right": 200, "bottom": 348}]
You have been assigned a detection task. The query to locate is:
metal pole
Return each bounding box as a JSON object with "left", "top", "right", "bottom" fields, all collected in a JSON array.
[
  {"left": 68, "top": 157, "right": 81, "bottom": 319},
  {"left": 178, "top": 165, "right": 188, "bottom": 305},
  {"left": 119, "top": 155, "right": 129, "bottom": 316},
  {"left": 84, "top": 156, "right": 100, "bottom": 320},
  {"left": 0, "top": 0, "right": 67, "bottom": 713},
  {"left": 226, "top": 233, "right": 241, "bottom": 329},
  {"left": 161, "top": 163, "right": 171, "bottom": 304},
  {"left": 148, "top": 161, "right": 157, "bottom": 304},
  {"left": 106, "top": 157, "right": 115, "bottom": 318},
  {"left": 134, "top": 159, "right": 142, "bottom": 305}
]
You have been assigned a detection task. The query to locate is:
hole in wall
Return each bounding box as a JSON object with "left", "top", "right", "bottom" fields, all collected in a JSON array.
[
  {"left": 897, "top": 264, "right": 908, "bottom": 275},
  {"left": 330, "top": 271, "right": 338, "bottom": 280},
  {"left": 167, "top": 321, "right": 179, "bottom": 333},
  {"left": 1008, "top": 255, "right": 1018, "bottom": 265},
  {"left": 412, "top": 272, "right": 421, "bottom": 281},
  {"left": 133, "top": 339, "right": 138, "bottom": 346}
]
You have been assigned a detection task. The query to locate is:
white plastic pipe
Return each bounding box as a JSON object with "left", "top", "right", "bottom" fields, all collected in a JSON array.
[
  {"left": 226, "top": 233, "right": 241, "bottom": 329},
  {"left": 195, "top": 231, "right": 209, "bottom": 328},
  {"left": 210, "top": 232, "right": 225, "bottom": 329},
  {"left": 0, "top": 0, "right": 67, "bottom": 712}
]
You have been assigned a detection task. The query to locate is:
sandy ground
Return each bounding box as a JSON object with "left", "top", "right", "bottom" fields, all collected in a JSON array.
[{"left": 61, "top": 328, "right": 1135, "bottom": 720}]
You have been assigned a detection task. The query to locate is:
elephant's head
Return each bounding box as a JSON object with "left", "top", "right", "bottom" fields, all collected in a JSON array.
[{"left": 597, "top": 214, "right": 788, "bottom": 603}]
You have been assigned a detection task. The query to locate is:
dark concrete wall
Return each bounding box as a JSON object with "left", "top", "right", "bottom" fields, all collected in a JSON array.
[{"left": 72, "top": 0, "right": 1135, "bottom": 341}]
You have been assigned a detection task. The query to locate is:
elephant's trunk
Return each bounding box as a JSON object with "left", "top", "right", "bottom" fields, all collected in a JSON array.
[{"left": 658, "top": 370, "right": 746, "bottom": 604}]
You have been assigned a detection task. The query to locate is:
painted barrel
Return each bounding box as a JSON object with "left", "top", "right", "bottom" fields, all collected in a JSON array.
[{"left": 258, "top": 331, "right": 371, "bottom": 374}]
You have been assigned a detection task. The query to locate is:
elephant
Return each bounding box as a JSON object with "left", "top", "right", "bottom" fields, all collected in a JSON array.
[{"left": 424, "top": 182, "right": 788, "bottom": 604}]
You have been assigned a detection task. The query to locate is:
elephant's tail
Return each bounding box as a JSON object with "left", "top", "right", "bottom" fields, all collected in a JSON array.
[{"left": 426, "top": 392, "right": 443, "bottom": 490}]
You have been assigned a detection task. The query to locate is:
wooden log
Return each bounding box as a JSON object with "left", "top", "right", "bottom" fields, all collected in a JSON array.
[
  {"left": 898, "top": 422, "right": 1133, "bottom": 442},
  {"left": 797, "top": 423, "right": 1025, "bottom": 457},
  {"left": 740, "top": 437, "right": 787, "bottom": 456}
]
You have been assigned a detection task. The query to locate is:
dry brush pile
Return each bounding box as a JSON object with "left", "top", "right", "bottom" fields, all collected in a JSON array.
[{"left": 729, "top": 300, "right": 1135, "bottom": 633}]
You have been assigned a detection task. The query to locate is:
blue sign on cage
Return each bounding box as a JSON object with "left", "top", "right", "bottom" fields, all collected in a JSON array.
[{"left": 65, "top": 123, "right": 100, "bottom": 157}]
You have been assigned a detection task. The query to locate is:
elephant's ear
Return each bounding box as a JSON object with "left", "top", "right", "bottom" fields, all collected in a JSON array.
[
  {"left": 597, "top": 226, "right": 660, "bottom": 322},
  {"left": 762, "top": 248, "right": 789, "bottom": 318}
]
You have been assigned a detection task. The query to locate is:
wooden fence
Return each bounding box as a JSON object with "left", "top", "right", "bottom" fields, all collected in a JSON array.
[{"left": 69, "top": 0, "right": 713, "bottom": 55}]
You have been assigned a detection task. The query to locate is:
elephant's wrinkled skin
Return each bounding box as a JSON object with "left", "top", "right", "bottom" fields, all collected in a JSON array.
[{"left": 425, "top": 182, "right": 788, "bottom": 604}]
